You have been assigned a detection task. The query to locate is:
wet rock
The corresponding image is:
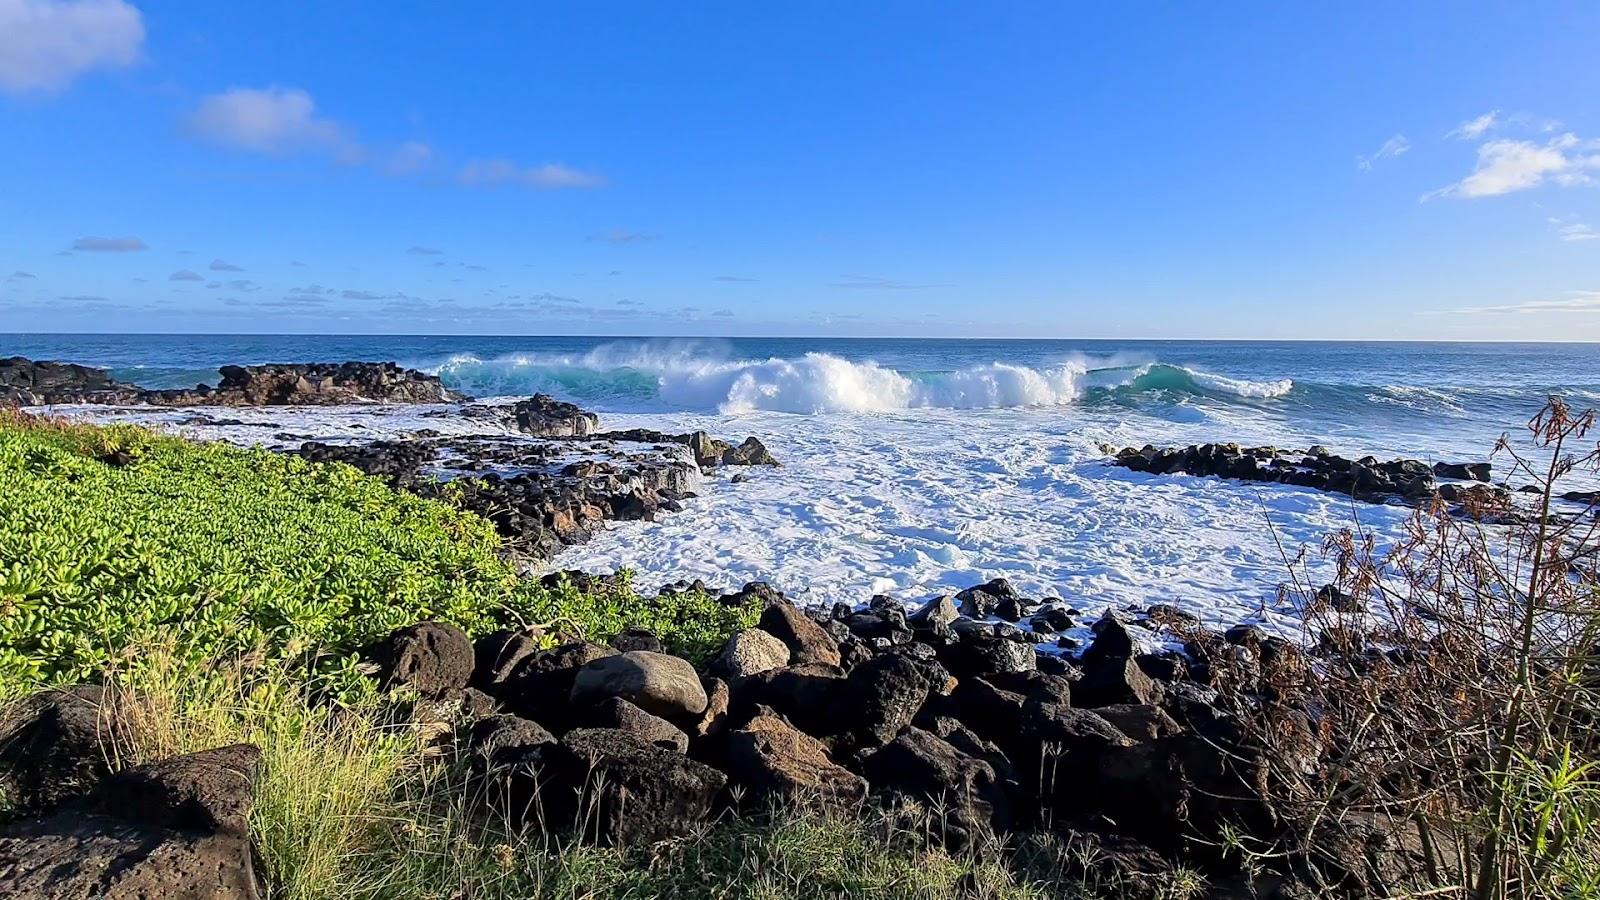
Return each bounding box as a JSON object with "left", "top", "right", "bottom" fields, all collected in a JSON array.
[
  {"left": 1028, "top": 604, "right": 1075, "bottom": 634},
  {"left": 543, "top": 728, "right": 727, "bottom": 845},
  {"left": 757, "top": 603, "right": 842, "bottom": 667},
  {"left": 937, "top": 621, "right": 1036, "bottom": 679},
  {"left": 714, "top": 628, "right": 792, "bottom": 678},
  {"left": 723, "top": 707, "right": 868, "bottom": 806},
  {"left": 910, "top": 594, "right": 959, "bottom": 629},
  {"left": 570, "top": 651, "right": 709, "bottom": 720},
  {"left": 512, "top": 394, "right": 599, "bottom": 436},
  {"left": 372, "top": 621, "right": 475, "bottom": 700},
  {"left": 1433, "top": 461, "right": 1490, "bottom": 482},
  {"left": 955, "top": 578, "right": 1019, "bottom": 618},
  {"left": 723, "top": 436, "right": 779, "bottom": 466}
]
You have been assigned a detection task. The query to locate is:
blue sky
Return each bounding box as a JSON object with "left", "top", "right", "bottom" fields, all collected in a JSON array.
[{"left": 3, "top": 1, "right": 1599, "bottom": 339}]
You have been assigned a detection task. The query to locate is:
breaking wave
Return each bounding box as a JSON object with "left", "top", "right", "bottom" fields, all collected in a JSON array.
[{"left": 427, "top": 341, "right": 1295, "bottom": 415}]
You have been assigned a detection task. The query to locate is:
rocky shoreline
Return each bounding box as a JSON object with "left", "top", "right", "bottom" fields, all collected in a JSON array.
[
  {"left": 0, "top": 577, "right": 1421, "bottom": 897},
  {"left": 2, "top": 355, "right": 778, "bottom": 560}
]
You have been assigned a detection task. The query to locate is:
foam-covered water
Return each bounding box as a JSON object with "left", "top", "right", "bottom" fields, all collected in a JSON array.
[{"left": 12, "top": 334, "right": 1599, "bottom": 634}]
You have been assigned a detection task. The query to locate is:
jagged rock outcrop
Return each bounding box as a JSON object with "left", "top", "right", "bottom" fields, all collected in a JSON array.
[
  {"left": 463, "top": 394, "right": 599, "bottom": 437},
  {"left": 1105, "top": 441, "right": 1505, "bottom": 511},
  {"left": 0, "top": 356, "right": 459, "bottom": 406}
]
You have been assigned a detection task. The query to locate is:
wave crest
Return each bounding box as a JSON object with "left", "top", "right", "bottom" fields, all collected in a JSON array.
[{"left": 427, "top": 343, "right": 1293, "bottom": 414}]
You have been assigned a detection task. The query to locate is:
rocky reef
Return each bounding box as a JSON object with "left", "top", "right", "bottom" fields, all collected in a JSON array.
[
  {"left": 0, "top": 356, "right": 459, "bottom": 406},
  {"left": 1103, "top": 441, "right": 1512, "bottom": 511},
  {"left": 294, "top": 410, "right": 778, "bottom": 560}
]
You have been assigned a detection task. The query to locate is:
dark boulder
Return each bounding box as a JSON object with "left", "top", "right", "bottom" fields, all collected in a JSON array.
[
  {"left": 471, "top": 629, "right": 541, "bottom": 691},
  {"left": 607, "top": 627, "right": 664, "bottom": 654},
  {"left": 723, "top": 436, "right": 779, "bottom": 466},
  {"left": 1075, "top": 653, "right": 1161, "bottom": 708},
  {"left": 729, "top": 664, "right": 845, "bottom": 735},
  {"left": 722, "top": 707, "right": 868, "bottom": 806},
  {"left": 542, "top": 728, "right": 727, "bottom": 845},
  {"left": 0, "top": 685, "right": 125, "bottom": 817},
  {"left": 372, "top": 621, "right": 474, "bottom": 699},
  {"left": 0, "top": 744, "right": 265, "bottom": 899},
  {"left": 468, "top": 714, "right": 556, "bottom": 774},
  {"left": 510, "top": 394, "right": 599, "bottom": 437},
  {"left": 498, "top": 641, "right": 617, "bottom": 726},
  {"left": 860, "top": 727, "right": 1012, "bottom": 843},
  {"left": 569, "top": 650, "right": 709, "bottom": 720},
  {"left": 826, "top": 653, "right": 932, "bottom": 750},
  {"left": 936, "top": 621, "right": 1037, "bottom": 679},
  {"left": 1093, "top": 704, "right": 1183, "bottom": 742},
  {"left": 757, "top": 603, "right": 842, "bottom": 667},
  {"left": 584, "top": 697, "right": 690, "bottom": 753}
]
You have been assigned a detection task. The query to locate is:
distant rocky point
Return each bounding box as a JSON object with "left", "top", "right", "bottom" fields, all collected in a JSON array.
[{"left": 0, "top": 357, "right": 459, "bottom": 406}]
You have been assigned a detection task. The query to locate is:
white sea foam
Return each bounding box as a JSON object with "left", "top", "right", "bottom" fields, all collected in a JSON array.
[{"left": 428, "top": 345, "right": 1293, "bottom": 415}]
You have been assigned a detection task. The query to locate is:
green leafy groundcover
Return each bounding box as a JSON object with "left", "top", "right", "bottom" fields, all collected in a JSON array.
[{"left": 0, "top": 411, "right": 755, "bottom": 694}]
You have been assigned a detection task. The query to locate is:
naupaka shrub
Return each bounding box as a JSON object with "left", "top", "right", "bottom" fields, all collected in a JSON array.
[{"left": 0, "top": 410, "right": 754, "bottom": 694}]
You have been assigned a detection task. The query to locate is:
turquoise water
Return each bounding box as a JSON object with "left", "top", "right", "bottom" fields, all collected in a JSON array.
[
  {"left": 7, "top": 334, "right": 1598, "bottom": 459},
  {"left": 11, "top": 332, "right": 1597, "bottom": 625}
]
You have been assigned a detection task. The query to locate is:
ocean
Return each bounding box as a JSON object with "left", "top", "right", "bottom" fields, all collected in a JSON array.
[{"left": 9, "top": 333, "right": 1598, "bottom": 634}]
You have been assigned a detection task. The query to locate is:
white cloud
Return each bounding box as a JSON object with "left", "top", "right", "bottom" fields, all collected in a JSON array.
[
  {"left": 1425, "top": 132, "right": 1600, "bottom": 199},
  {"left": 458, "top": 159, "right": 606, "bottom": 189},
  {"left": 1356, "top": 134, "right": 1411, "bottom": 171},
  {"left": 72, "top": 235, "right": 145, "bottom": 251},
  {"left": 187, "top": 87, "right": 356, "bottom": 157},
  {"left": 1447, "top": 111, "right": 1498, "bottom": 140},
  {"left": 0, "top": 0, "right": 143, "bottom": 94},
  {"left": 1452, "top": 290, "right": 1600, "bottom": 314}
]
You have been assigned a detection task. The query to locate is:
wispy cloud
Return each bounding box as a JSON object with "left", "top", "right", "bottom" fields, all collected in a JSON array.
[
  {"left": 588, "top": 229, "right": 658, "bottom": 244},
  {"left": 831, "top": 274, "right": 945, "bottom": 290},
  {"left": 1425, "top": 132, "right": 1600, "bottom": 200},
  {"left": 713, "top": 275, "right": 759, "bottom": 283},
  {"left": 382, "top": 140, "right": 434, "bottom": 175},
  {"left": 58, "top": 293, "right": 111, "bottom": 302},
  {"left": 0, "top": 0, "right": 144, "bottom": 95},
  {"left": 458, "top": 159, "right": 606, "bottom": 190},
  {"left": 169, "top": 269, "right": 203, "bottom": 281},
  {"left": 9, "top": 270, "right": 36, "bottom": 280},
  {"left": 1356, "top": 134, "right": 1411, "bottom": 172},
  {"left": 406, "top": 245, "right": 443, "bottom": 255},
  {"left": 209, "top": 258, "right": 244, "bottom": 272},
  {"left": 72, "top": 235, "right": 145, "bottom": 251},
  {"left": 1447, "top": 111, "right": 1499, "bottom": 141},
  {"left": 1549, "top": 218, "right": 1599, "bottom": 243},
  {"left": 1451, "top": 290, "right": 1600, "bottom": 315},
  {"left": 187, "top": 86, "right": 358, "bottom": 158}
]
